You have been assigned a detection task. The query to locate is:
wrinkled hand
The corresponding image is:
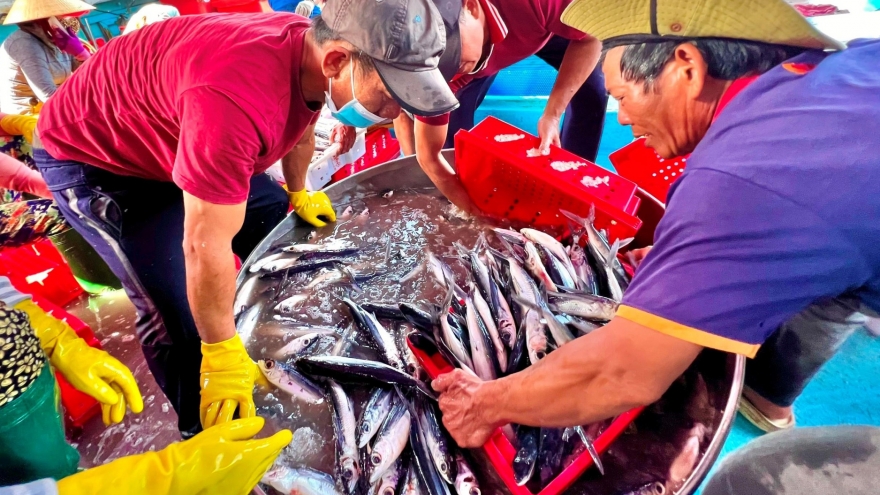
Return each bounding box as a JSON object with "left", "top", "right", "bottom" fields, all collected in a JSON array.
[
  {"left": 57, "top": 417, "right": 292, "bottom": 495},
  {"left": 288, "top": 188, "right": 337, "bottom": 227},
  {"left": 432, "top": 369, "right": 499, "bottom": 448},
  {"left": 199, "top": 335, "right": 269, "bottom": 429},
  {"left": 330, "top": 124, "right": 357, "bottom": 156},
  {"left": 537, "top": 114, "right": 562, "bottom": 155}
]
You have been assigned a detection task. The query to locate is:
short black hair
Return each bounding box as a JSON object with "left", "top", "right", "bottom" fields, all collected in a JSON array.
[
  {"left": 310, "top": 15, "right": 376, "bottom": 75},
  {"left": 614, "top": 38, "right": 805, "bottom": 90}
]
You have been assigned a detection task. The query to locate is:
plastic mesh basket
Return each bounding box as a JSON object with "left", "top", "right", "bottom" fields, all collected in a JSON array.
[
  {"left": 455, "top": 117, "right": 642, "bottom": 241},
  {"left": 609, "top": 138, "right": 689, "bottom": 203}
]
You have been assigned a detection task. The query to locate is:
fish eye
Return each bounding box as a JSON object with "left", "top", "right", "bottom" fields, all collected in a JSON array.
[
  {"left": 265, "top": 360, "right": 275, "bottom": 369},
  {"left": 653, "top": 482, "right": 667, "bottom": 495}
]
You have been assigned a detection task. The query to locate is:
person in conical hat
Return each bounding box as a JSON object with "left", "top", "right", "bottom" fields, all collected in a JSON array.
[{"left": 0, "top": 0, "right": 94, "bottom": 115}]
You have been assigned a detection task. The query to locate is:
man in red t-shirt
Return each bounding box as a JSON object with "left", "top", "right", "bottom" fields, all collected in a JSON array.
[
  {"left": 391, "top": 0, "right": 605, "bottom": 213},
  {"left": 33, "top": 1, "right": 456, "bottom": 436}
]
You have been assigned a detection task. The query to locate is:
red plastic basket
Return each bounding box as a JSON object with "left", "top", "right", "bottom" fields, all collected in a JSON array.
[
  {"left": 331, "top": 128, "right": 401, "bottom": 183},
  {"left": 609, "top": 138, "right": 689, "bottom": 204},
  {"left": 455, "top": 117, "right": 643, "bottom": 242},
  {"left": 0, "top": 239, "right": 84, "bottom": 307},
  {"left": 408, "top": 335, "right": 644, "bottom": 495}
]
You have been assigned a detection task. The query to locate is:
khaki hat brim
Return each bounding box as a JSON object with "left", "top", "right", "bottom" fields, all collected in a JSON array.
[
  {"left": 4, "top": 0, "right": 95, "bottom": 25},
  {"left": 561, "top": 0, "right": 844, "bottom": 51}
]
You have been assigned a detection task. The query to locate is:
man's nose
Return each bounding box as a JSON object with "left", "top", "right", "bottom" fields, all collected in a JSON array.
[{"left": 617, "top": 106, "right": 633, "bottom": 126}]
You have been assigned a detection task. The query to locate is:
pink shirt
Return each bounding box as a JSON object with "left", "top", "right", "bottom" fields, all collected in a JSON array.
[{"left": 38, "top": 13, "right": 321, "bottom": 205}]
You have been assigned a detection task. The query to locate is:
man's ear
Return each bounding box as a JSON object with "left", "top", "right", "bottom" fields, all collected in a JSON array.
[
  {"left": 462, "top": 0, "right": 481, "bottom": 20},
  {"left": 322, "top": 44, "right": 352, "bottom": 79},
  {"left": 670, "top": 43, "right": 708, "bottom": 99}
]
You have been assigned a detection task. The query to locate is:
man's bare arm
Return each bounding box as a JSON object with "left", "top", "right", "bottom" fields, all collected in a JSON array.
[
  {"left": 181, "top": 193, "right": 246, "bottom": 344},
  {"left": 434, "top": 316, "right": 703, "bottom": 447},
  {"left": 414, "top": 119, "right": 480, "bottom": 214},
  {"left": 281, "top": 123, "right": 316, "bottom": 192}
]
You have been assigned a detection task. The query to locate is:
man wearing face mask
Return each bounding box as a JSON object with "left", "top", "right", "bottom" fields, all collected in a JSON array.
[{"left": 32, "top": 4, "right": 456, "bottom": 437}]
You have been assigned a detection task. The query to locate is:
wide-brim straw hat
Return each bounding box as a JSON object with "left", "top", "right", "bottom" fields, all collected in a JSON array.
[
  {"left": 561, "top": 0, "right": 844, "bottom": 51},
  {"left": 4, "top": 0, "right": 95, "bottom": 25}
]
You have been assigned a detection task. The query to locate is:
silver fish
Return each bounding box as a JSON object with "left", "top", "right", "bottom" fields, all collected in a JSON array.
[
  {"left": 274, "top": 293, "right": 307, "bottom": 315},
  {"left": 274, "top": 332, "right": 323, "bottom": 359},
  {"left": 521, "top": 228, "right": 578, "bottom": 283},
  {"left": 471, "top": 285, "right": 507, "bottom": 372},
  {"left": 562, "top": 206, "right": 630, "bottom": 285},
  {"left": 523, "top": 309, "right": 548, "bottom": 364},
  {"left": 399, "top": 326, "right": 422, "bottom": 378},
  {"left": 524, "top": 241, "right": 557, "bottom": 292},
  {"left": 493, "top": 227, "right": 527, "bottom": 246},
  {"left": 667, "top": 424, "right": 707, "bottom": 491},
  {"left": 568, "top": 242, "right": 599, "bottom": 294},
  {"left": 465, "top": 290, "right": 497, "bottom": 381},
  {"left": 602, "top": 239, "right": 625, "bottom": 302},
  {"left": 370, "top": 399, "right": 412, "bottom": 484},
  {"left": 536, "top": 242, "right": 578, "bottom": 290},
  {"left": 548, "top": 293, "right": 618, "bottom": 322},
  {"left": 248, "top": 252, "right": 293, "bottom": 273},
  {"left": 357, "top": 208, "right": 371, "bottom": 223},
  {"left": 402, "top": 462, "right": 421, "bottom": 495},
  {"left": 419, "top": 402, "right": 456, "bottom": 484},
  {"left": 328, "top": 380, "right": 360, "bottom": 494},
  {"left": 514, "top": 295, "right": 574, "bottom": 347},
  {"left": 307, "top": 230, "right": 318, "bottom": 241},
  {"left": 574, "top": 425, "right": 605, "bottom": 475},
  {"left": 283, "top": 239, "right": 356, "bottom": 254},
  {"left": 233, "top": 274, "right": 260, "bottom": 317},
  {"left": 340, "top": 205, "right": 355, "bottom": 221},
  {"left": 382, "top": 190, "right": 394, "bottom": 199},
  {"left": 261, "top": 466, "right": 343, "bottom": 495},
  {"left": 454, "top": 453, "right": 481, "bottom": 495},
  {"left": 262, "top": 257, "right": 303, "bottom": 273},
  {"left": 371, "top": 457, "right": 404, "bottom": 495},
  {"left": 358, "top": 387, "right": 395, "bottom": 448},
  {"left": 440, "top": 290, "right": 474, "bottom": 371},
  {"left": 257, "top": 359, "right": 324, "bottom": 404}
]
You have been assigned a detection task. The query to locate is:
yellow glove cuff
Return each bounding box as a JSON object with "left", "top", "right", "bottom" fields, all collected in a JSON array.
[{"left": 14, "top": 299, "right": 78, "bottom": 361}]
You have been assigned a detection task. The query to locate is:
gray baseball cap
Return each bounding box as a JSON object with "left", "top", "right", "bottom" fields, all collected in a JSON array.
[{"left": 322, "top": 0, "right": 460, "bottom": 117}]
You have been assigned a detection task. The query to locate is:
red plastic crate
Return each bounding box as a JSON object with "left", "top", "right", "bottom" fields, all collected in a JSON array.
[
  {"left": 408, "top": 335, "right": 644, "bottom": 495},
  {"left": 331, "top": 128, "right": 401, "bottom": 183},
  {"left": 455, "top": 117, "right": 642, "bottom": 242},
  {"left": 0, "top": 239, "right": 84, "bottom": 307},
  {"left": 609, "top": 138, "right": 689, "bottom": 204}
]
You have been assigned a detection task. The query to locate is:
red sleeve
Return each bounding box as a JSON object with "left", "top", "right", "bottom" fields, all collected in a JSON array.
[
  {"left": 545, "top": 0, "right": 587, "bottom": 40},
  {"left": 414, "top": 112, "right": 451, "bottom": 126},
  {"left": 173, "top": 87, "right": 264, "bottom": 205}
]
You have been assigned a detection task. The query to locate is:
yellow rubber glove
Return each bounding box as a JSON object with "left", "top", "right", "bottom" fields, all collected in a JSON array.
[
  {"left": 16, "top": 300, "right": 143, "bottom": 425},
  {"left": 0, "top": 114, "right": 38, "bottom": 143},
  {"left": 287, "top": 187, "right": 337, "bottom": 227},
  {"left": 57, "top": 417, "right": 292, "bottom": 495},
  {"left": 199, "top": 334, "right": 268, "bottom": 429}
]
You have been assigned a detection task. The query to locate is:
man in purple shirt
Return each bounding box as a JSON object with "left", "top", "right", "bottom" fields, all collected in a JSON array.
[{"left": 433, "top": 0, "right": 880, "bottom": 492}]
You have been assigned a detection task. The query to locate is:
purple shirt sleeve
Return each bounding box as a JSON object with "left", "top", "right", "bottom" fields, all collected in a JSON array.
[{"left": 620, "top": 168, "right": 860, "bottom": 357}]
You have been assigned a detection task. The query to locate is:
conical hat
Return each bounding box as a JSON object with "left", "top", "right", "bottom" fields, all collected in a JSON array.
[
  {"left": 561, "top": 0, "right": 844, "bottom": 51},
  {"left": 4, "top": 0, "right": 95, "bottom": 25}
]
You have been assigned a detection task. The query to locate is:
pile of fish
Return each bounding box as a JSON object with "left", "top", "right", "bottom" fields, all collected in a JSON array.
[{"left": 248, "top": 204, "right": 638, "bottom": 495}]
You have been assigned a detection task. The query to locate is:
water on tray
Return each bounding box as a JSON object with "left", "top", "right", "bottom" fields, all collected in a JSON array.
[{"left": 237, "top": 188, "right": 727, "bottom": 495}]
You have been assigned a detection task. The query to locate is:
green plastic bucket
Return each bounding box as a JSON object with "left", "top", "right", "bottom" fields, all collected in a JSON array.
[{"left": 0, "top": 363, "right": 80, "bottom": 485}]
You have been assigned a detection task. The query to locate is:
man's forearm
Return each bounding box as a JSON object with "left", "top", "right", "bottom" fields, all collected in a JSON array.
[
  {"left": 183, "top": 240, "right": 238, "bottom": 344},
  {"left": 543, "top": 37, "right": 602, "bottom": 119},
  {"left": 393, "top": 114, "right": 416, "bottom": 156},
  {"left": 282, "top": 133, "right": 316, "bottom": 192},
  {"left": 477, "top": 318, "right": 698, "bottom": 428},
  {"left": 417, "top": 152, "right": 479, "bottom": 214}
]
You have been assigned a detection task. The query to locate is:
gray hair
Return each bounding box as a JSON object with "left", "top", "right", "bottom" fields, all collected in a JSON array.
[
  {"left": 615, "top": 38, "right": 805, "bottom": 90},
  {"left": 311, "top": 16, "right": 376, "bottom": 75}
]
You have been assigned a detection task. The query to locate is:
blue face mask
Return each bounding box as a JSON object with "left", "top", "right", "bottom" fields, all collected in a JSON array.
[{"left": 325, "top": 61, "right": 386, "bottom": 128}]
